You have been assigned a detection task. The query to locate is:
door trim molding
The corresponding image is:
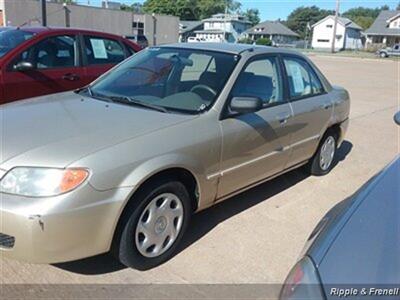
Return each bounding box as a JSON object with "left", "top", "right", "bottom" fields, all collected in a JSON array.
[{"left": 206, "top": 134, "right": 320, "bottom": 180}]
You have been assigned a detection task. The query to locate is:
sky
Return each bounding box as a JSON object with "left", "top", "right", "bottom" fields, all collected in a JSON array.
[{"left": 77, "top": 1, "right": 399, "bottom": 21}]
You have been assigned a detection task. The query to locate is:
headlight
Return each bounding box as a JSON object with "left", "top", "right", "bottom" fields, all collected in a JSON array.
[
  {"left": 279, "top": 256, "right": 326, "bottom": 300},
  {"left": 0, "top": 167, "right": 89, "bottom": 197}
]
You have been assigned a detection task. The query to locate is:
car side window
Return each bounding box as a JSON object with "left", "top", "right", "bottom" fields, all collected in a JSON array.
[
  {"left": 231, "top": 56, "right": 283, "bottom": 105},
  {"left": 283, "top": 57, "right": 324, "bottom": 99},
  {"left": 84, "top": 36, "right": 125, "bottom": 65},
  {"left": 13, "top": 35, "right": 77, "bottom": 70}
]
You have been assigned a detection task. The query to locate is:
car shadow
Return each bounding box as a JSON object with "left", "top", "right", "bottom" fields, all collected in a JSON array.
[{"left": 53, "top": 140, "right": 353, "bottom": 275}]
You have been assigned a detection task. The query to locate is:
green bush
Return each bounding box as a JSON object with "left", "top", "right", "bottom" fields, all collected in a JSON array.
[
  {"left": 237, "top": 37, "right": 253, "bottom": 44},
  {"left": 255, "top": 38, "right": 272, "bottom": 46}
]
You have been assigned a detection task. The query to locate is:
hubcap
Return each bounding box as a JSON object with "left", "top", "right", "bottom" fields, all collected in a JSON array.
[
  {"left": 135, "top": 193, "right": 184, "bottom": 258},
  {"left": 320, "top": 136, "right": 336, "bottom": 171}
]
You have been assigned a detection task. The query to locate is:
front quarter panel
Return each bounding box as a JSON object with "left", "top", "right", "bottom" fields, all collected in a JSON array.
[{"left": 69, "top": 111, "right": 222, "bottom": 210}]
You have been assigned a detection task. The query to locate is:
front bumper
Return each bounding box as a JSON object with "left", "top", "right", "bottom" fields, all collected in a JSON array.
[{"left": 0, "top": 184, "right": 132, "bottom": 263}]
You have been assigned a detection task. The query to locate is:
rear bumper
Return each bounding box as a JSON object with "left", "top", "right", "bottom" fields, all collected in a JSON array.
[{"left": 0, "top": 184, "right": 131, "bottom": 263}]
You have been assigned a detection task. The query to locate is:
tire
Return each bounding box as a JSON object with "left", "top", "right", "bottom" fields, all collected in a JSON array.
[
  {"left": 113, "top": 179, "right": 192, "bottom": 270},
  {"left": 380, "top": 52, "right": 387, "bottom": 58},
  {"left": 306, "top": 131, "right": 338, "bottom": 176}
]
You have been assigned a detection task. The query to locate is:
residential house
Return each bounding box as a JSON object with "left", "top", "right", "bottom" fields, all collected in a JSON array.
[
  {"left": 179, "top": 20, "right": 203, "bottom": 42},
  {"left": 311, "top": 16, "right": 363, "bottom": 50},
  {"left": 194, "top": 13, "right": 251, "bottom": 43},
  {"left": 365, "top": 10, "right": 400, "bottom": 47},
  {"left": 244, "top": 21, "right": 299, "bottom": 45}
]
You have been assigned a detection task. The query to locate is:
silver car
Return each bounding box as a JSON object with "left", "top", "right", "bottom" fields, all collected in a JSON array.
[
  {"left": 280, "top": 112, "right": 400, "bottom": 300},
  {"left": 0, "top": 43, "right": 350, "bottom": 269}
]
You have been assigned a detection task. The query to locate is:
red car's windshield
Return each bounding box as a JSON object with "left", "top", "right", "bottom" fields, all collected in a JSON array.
[{"left": 0, "top": 29, "right": 35, "bottom": 58}]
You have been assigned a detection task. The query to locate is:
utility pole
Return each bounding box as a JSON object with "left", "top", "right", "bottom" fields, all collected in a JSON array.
[
  {"left": 152, "top": 13, "right": 157, "bottom": 46},
  {"left": 40, "top": 0, "right": 47, "bottom": 26},
  {"left": 104, "top": 0, "right": 109, "bottom": 9},
  {"left": 331, "top": 0, "right": 340, "bottom": 53},
  {"left": 63, "top": 3, "right": 71, "bottom": 28},
  {"left": 223, "top": 1, "right": 227, "bottom": 42}
]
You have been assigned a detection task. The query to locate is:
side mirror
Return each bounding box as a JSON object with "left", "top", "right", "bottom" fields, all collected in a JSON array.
[
  {"left": 230, "top": 96, "right": 263, "bottom": 114},
  {"left": 394, "top": 111, "right": 400, "bottom": 126},
  {"left": 13, "top": 61, "right": 34, "bottom": 72}
]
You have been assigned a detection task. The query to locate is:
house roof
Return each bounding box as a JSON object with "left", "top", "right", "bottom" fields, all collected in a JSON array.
[
  {"left": 194, "top": 29, "right": 225, "bottom": 34},
  {"left": 202, "top": 14, "right": 251, "bottom": 24},
  {"left": 386, "top": 12, "right": 400, "bottom": 23},
  {"left": 179, "top": 21, "right": 203, "bottom": 34},
  {"left": 365, "top": 10, "right": 400, "bottom": 36},
  {"left": 312, "top": 16, "right": 362, "bottom": 30},
  {"left": 246, "top": 21, "right": 299, "bottom": 37}
]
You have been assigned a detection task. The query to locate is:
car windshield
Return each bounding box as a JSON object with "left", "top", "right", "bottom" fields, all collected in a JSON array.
[
  {"left": 0, "top": 29, "right": 35, "bottom": 58},
  {"left": 89, "top": 47, "right": 239, "bottom": 113}
]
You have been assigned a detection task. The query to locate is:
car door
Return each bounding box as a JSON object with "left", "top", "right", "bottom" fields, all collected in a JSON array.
[
  {"left": 217, "top": 55, "right": 293, "bottom": 198},
  {"left": 2, "top": 34, "right": 84, "bottom": 101},
  {"left": 81, "top": 35, "right": 129, "bottom": 86},
  {"left": 281, "top": 56, "right": 333, "bottom": 167}
]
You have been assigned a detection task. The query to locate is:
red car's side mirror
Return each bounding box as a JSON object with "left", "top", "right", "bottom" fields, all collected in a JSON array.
[{"left": 13, "top": 61, "right": 34, "bottom": 72}]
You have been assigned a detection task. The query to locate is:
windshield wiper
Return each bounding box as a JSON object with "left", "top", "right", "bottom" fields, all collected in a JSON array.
[{"left": 110, "top": 96, "right": 168, "bottom": 113}]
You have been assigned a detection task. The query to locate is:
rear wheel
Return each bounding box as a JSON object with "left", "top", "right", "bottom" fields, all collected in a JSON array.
[
  {"left": 114, "top": 180, "right": 192, "bottom": 270},
  {"left": 306, "top": 131, "right": 338, "bottom": 176}
]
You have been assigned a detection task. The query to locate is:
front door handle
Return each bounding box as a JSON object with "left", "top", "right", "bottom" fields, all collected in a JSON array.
[
  {"left": 62, "top": 73, "right": 80, "bottom": 81},
  {"left": 276, "top": 114, "right": 291, "bottom": 124}
]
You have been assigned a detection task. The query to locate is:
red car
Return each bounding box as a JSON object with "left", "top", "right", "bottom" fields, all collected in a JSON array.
[{"left": 0, "top": 27, "right": 141, "bottom": 104}]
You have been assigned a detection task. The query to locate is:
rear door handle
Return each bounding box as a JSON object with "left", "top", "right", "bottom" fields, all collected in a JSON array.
[
  {"left": 322, "top": 103, "right": 332, "bottom": 110},
  {"left": 62, "top": 73, "right": 80, "bottom": 81}
]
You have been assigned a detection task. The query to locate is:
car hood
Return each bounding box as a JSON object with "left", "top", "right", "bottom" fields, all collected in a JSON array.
[{"left": 0, "top": 92, "right": 197, "bottom": 170}]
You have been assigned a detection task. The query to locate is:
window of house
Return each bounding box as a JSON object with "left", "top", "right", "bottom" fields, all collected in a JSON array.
[
  {"left": 133, "top": 21, "right": 144, "bottom": 36},
  {"left": 317, "top": 39, "right": 330, "bottom": 43},
  {"left": 326, "top": 24, "right": 333, "bottom": 28}
]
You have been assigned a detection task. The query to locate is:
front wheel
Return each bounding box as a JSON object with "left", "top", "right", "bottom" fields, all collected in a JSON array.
[
  {"left": 380, "top": 52, "right": 388, "bottom": 58},
  {"left": 306, "top": 132, "right": 337, "bottom": 176},
  {"left": 114, "top": 180, "right": 192, "bottom": 270}
]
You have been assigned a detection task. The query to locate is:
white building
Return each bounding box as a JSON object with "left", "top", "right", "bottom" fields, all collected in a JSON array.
[
  {"left": 194, "top": 14, "right": 251, "bottom": 43},
  {"left": 312, "top": 16, "right": 363, "bottom": 50}
]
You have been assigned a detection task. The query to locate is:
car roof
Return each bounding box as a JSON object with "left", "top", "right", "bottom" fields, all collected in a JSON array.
[
  {"left": 158, "top": 42, "right": 302, "bottom": 55},
  {"left": 13, "top": 26, "right": 125, "bottom": 38}
]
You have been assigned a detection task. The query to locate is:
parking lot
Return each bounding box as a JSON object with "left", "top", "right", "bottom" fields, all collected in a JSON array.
[{"left": 0, "top": 55, "right": 398, "bottom": 285}]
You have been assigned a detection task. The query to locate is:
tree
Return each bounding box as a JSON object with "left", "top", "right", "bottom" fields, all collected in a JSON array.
[
  {"left": 342, "top": 6, "right": 392, "bottom": 30},
  {"left": 121, "top": 2, "right": 144, "bottom": 13},
  {"left": 397, "top": 2, "right": 400, "bottom": 10},
  {"left": 255, "top": 37, "right": 272, "bottom": 46},
  {"left": 243, "top": 8, "right": 260, "bottom": 26},
  {"left": 286, "top": 6, "right": 334, "bottom": 39},
  {"left": 142, "top": 0, "right": 241, "bottom": 20}
]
